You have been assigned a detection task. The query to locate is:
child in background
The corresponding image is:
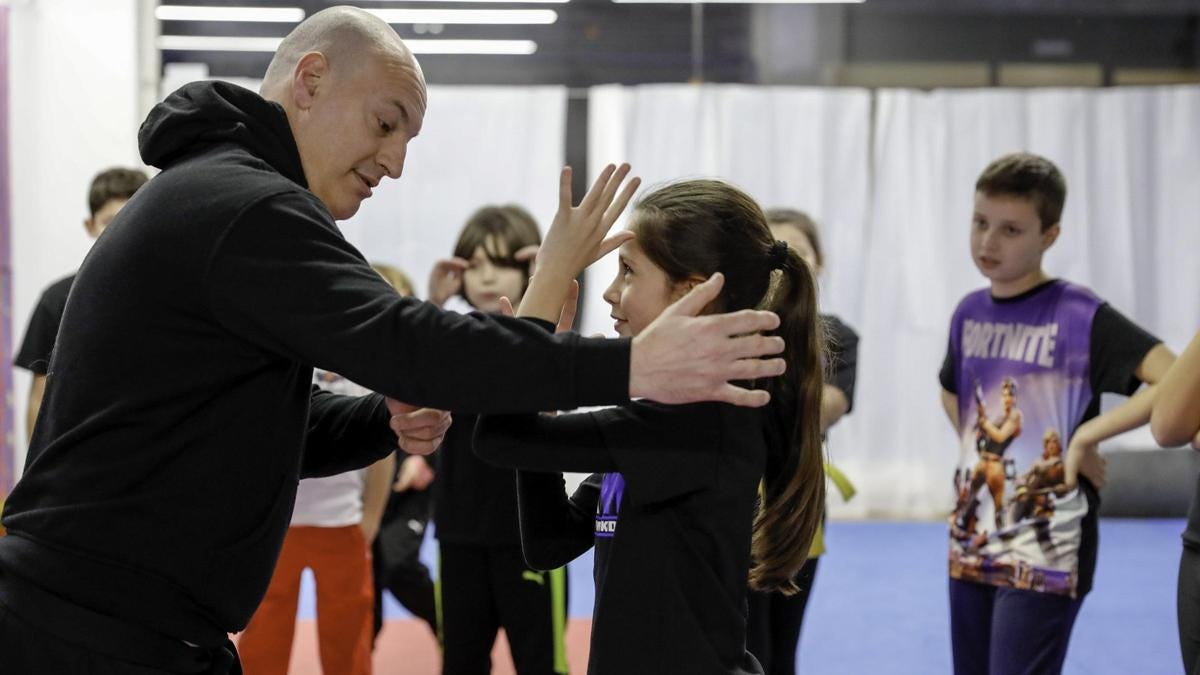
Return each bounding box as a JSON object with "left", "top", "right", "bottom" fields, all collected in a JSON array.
[
  {"left": 475, "top": 175, "right": 826, "bottom": 675},
  {"left": 15, "top": 167, "right": 149, "bottom": 444},
  {"left": 367, "top": 264, "right": 439, "bottom": 641},
  {"left": 939, "top": 152, "right": 1175, "bottom": 674},
  {"left": 746, "top": 208, "right": 859, "bottom": 675},
  {"left": 427, "top": 206, "right": 568, "bottom": 675},
  {"left": 238, "top": 263, "right": 413, "bottom": 675}
]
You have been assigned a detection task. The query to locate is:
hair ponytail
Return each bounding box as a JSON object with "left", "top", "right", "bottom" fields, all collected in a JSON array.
[
  {"left": 628, "top": 180, "right": 827, "bottom": 593},
  {"left": 749, "top": 245, "right": 826, "bottom": 594}
]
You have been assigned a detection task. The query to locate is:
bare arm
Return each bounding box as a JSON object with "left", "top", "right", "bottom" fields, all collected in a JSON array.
[
  {"left": 26, "top": 374, "right": 46, "bottom": 445},
  {"left": 1067, "top": 343, "right": 1178, "bottom": 487},
  {"left": 941, "top": 389, "right": 958, "bottom": 429},
  {"left": 1151, "top": 333, "right": 1200, "bottom": 447},
  {"left": 360, "top": 452, "right": 396, "bottom": 544},
  {"left": 1137, "top": 343, "right": 1177, "bottom": 385},
  {"left": 820, "top": 385, "right": 850, "bottom": 434}
]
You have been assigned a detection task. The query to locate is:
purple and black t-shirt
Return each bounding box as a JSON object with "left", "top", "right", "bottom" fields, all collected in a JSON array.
[{"left": 940, "top": 279, "right": 1159, "bottom": 598}]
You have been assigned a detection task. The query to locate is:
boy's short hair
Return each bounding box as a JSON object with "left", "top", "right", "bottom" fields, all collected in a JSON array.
[
  {"left": 765, "top": 208, "right": 823, "bottom": 269},
  {"left": 88, "top": 167, "right": 149, "bottom": 216},
  {"left": 975, "top": 153, "right": 1067, "bottom": 231}
]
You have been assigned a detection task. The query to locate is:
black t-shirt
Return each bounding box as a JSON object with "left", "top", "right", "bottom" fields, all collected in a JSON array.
[
  {"left": 0, "top": 81, "right": 631, "bottom": 650},
  {"left": 14, "top": 274, "right": 75, "bottom": 375},
  {"left": 939, "top": 281, "right": 1160, "bottom": 596},
  {"left": 822, "top": 314, "right": 858, "bottom": 412},
  {"left": 433, "top": 411, "right": 522, "bottom": 545},
  {"left": 475, "top": 400, "right": 767, "bottom": 675}
]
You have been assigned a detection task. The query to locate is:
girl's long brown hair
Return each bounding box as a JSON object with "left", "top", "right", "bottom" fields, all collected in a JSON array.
[{"left": 632, "top": 180, "right": 825, "bottom": 594}]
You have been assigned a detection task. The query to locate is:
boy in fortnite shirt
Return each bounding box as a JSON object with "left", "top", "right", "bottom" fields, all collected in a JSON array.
[{"left": 939, "top": 152, "right": 1175, "bottom": 674}]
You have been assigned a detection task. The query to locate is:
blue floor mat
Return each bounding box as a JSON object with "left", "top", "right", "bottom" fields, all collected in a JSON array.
[{"left": 305, "top": 519, "right": 1184, "bottom": 674}]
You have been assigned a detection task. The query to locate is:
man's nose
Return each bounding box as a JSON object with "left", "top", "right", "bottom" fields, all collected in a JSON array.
[{"left": 378, "top": 139, "right": 408, "bottom": 180}]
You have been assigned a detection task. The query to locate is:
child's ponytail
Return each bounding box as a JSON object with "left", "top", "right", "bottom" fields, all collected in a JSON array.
[{"left": 750, "top": 242, "right": 826, "bottom": 594}]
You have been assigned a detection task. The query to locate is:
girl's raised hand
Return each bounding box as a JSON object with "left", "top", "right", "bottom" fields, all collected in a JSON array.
[
  {"left": 517, "top": 164, "right": 638, "bottom": 325},
  {"left": 538, "top": 164, "right": 640, "bottom": 283}
]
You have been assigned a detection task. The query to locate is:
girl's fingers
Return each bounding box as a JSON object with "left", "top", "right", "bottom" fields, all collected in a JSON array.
[
  {"left": 591, "top": 231, "right": 636, "bottom": 266},
  {"left": 579, "top": 164, "right": 616, "bottom": 212},
  {"left": 602, "top": 176, "right": 641, "bottom": 230},
  {"left": 514, "top": 245, "right": 540, "bottom": 262},
  {"left": 558, "top": 166, "right": 573, "bottom": 212},
  {"left": 596, "top": 164, "right": 632, "bottom": 217}
]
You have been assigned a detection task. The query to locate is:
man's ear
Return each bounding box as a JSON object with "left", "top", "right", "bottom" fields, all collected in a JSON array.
[
  {"left": 1041, "top": 223, "right": 1061, "bottom": 251},
  {"left": 83, "top": 217, "right": 98, "bottom": 238},
  {"left": 291, "top": 51, "right": 329, "bottom": 111}
]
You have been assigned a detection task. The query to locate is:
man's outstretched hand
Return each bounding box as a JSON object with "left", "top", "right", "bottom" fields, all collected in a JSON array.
[
  {"left": 386, "top": 399, "right": 452, "bottom": 456},
  {"left": 630, "top": 273, "right": 786, "bottom": 408}
]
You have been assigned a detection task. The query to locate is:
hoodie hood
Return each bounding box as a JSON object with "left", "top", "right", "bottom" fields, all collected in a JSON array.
[{"left": 139, "top": 81, "right": 307, "bottom": 188}]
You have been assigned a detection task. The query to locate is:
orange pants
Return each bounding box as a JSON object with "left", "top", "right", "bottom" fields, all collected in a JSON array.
[{"left": 239, "top": 525, "right": 374, "bottom": 675}]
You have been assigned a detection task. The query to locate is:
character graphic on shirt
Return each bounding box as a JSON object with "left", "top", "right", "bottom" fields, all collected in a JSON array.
[
  {"left": 1004, "top": 428, "right": 1070, "bottom": 556},
  {"left": 596, "top": 473, "right": 624, "bottom": 538},
  {"left": 965, "top": 377, "right": 1023, "bottom": 532}
]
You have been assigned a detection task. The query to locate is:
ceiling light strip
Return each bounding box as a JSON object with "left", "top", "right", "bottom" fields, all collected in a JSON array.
[
  {"left": 365, "top": 8, "right": 557, "bottom": 25},
  {"left": 157, "top": 35, "right": 539, "bottom": 55},
  {"left": 155, "top": 6, "right": 305, "bottom": 22}
]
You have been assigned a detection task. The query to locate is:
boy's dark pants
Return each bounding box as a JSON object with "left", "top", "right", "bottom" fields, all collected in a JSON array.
[{"left": 949, "top": 578, "right": 1083, "bottom": 675}]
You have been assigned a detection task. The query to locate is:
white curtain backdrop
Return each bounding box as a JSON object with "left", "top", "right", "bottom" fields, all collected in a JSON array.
[
  {"left": 585, "top": 85, "right": 872, "bottom": 340},
  {"left": 587, "top": 83, "right": 1200, "bottom": 519}
]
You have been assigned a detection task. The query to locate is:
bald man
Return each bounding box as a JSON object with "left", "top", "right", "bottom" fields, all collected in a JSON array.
[{"left": 0, "top": 7, "right": 784, "bottom": 673}]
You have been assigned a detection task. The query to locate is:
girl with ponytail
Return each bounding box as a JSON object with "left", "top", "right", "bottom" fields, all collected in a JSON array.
[
  {"left": 475, "top": 178, "right": 826, "bottom": 674},
  {"left": 748, "top": 209, "right": 860, "bottom": 675}
]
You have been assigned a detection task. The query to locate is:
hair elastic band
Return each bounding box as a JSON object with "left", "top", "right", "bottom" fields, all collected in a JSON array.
[{"left": 768, "top": 240, "right": 789, "bottom": 270}]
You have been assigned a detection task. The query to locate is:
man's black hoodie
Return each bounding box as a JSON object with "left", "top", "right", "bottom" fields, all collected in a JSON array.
[{"left": 0, "top": 82, "right": 629, "bottom": 649}]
